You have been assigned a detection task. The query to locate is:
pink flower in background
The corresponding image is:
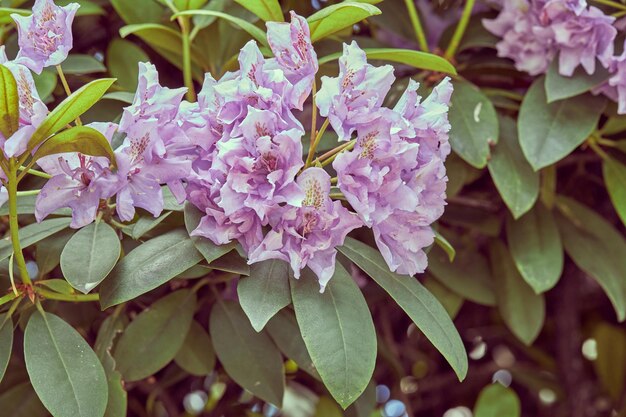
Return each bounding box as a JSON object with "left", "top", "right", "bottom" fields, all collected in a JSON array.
[
  {"left": 595, "top": 40, "right": 626, "bottom": 113},
  {"left": 11, "top": 0, "right": 79, "bottom": 74},
  {"left": 249, "top": 168, "right": 362, "bottom": 291},
  {"left": 316, "top": 41, "right": 395, "bottom": 141}
]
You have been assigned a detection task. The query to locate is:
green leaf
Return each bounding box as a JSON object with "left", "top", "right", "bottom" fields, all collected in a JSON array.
[
  {"left": 131, "top": 212, "right": 172, "bottom": 240},
  {"left": 114, "top": 289, "right": 197, "bottom": 381},
  {"left": 0, "top": 64, "right": 19, "bottom": 138},
  {"left": 291, "top": 264, "right": 376, "bottom": 408},
  {"left": 36, "top": 230, "right": 74, "bottom": 277},
  {"left": 0, "top": 383, "right": 48, "bottom": 417},
  {"left": 315, "top": 397, "right": 344, "bottom": 417},
  {"left": 237, "top": 259, "right": 291, "bottom": 332},
  {"left": 174, "top": 0, "right": 208, "bottom": 10},
  {"left": 339, "top": 237, "right": 468, "bottom": 381},
  {"left": 518, "top": 77, "right": 605, "bottom": 170},
  {"left": 592, "top": 322, "right": 626, "bottom": 400},
  {"left": 0, "top": 217, "right": 72, "bottom": 262},
  {"left": 433, "top": 228, "right": 455, "bottom": 262},
  {"left": 33, "top": 70, "right": 57, "bottom": 101},
  {"left": 210, "top": 250, "right": 250, "bottom": 275},
  {"left": 0, "top": 315, "right": 12, "bottom": 383},
  {"left": 24, "top": 311, "right": 108, "bottom": 417},
  {"left": 448, "top": 80, "right": 499, "bottom": 168},
  {"left": 506, "top": 204, "right": 563, "bottom": 293},
  {"left": 174, "top": 320, "right": 216, "bottom": 376},
  {"left": 184, "top": 202, "right": 235, "bottom": 263},
  {"left": 28, "top": 78, "right": 116, "bottom": 152},
  {"left": 545, "top": 59, "right": 610, "bottom": 103},
  {"left": 489, "top": 241, "right": 545, "bottom": 345},
  {"left": 307, "top": 2, "right": 381, "bottom": 42},
  {"left": 32, "top": 126, "right": 117, "bottom": 168},
  {"left": 555, "top": 196, "right": 626, "bottom": 321},
  {"left": 106, "top": 39, "right": 150, "bottom": 92},
  {"left": 94, "top": 314, "right": 127, "bottom": 417},
  {"left": 474, "top": 384, "right": 521, "bottom": 417},
  {"left": 428, "top": 245, "right": 496, "bottom": 306},
  {"left": 110, "top": 0, "right": 164, "bottom": 24},
  {"left": 423, "top": 276, "right": 464, "bottom": 319},
  {"left": 99, "top": 229, "right": 203, "bottom": 308},
  {"left": 37, "top": 279, "right": 76, "bottom": 295},
  {"left": 488, "top": 116, "right": 539, "bottom": 218},
  {"left": 266, "top": 309, "right": 320, "bottom": 379},
  {"left": 0, "top": 8, "right": 29, "bottom": 24},
  {"left": 603, "top": 157, "right": 626, "bottom": 227},
  {"left": 318, "top": 48, "right": 456, "bottom": 75},
  {"left": 210, "top": 300, "right": 285, "bottom": 406},
  {"left": 234, "top": 0, "right": 283, "bottom": 21},
  {"left": 61, "top": 221, "right": 120, "bottom": 294},
  {"left": 60, "top": 54, "right": 106, "bottom": 75},
  {"left": 345, "top": 382, "right": 377, "bottom": 417},
  {"left": 173, "top": 10, "right": 268, "bottom": 47}
]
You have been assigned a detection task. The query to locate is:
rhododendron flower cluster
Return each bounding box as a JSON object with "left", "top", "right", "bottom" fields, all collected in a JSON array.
[
  {"left": 8, "top": 2, "right": 453, "bottom": 289},
  {"left": 483, "top": 0, "right": 626, "bottom": 112}
]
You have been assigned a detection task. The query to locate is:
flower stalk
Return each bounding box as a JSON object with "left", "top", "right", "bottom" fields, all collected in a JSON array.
[
  {"left": 56, "top": 65, "right": 82, "bottom": 126},
  {"left": 179, "top": 16, "right": 196, "bottom": 102},
  {"left": 403, "top": 0, "right": 429, "bottom": 52},
  {"left": 445, "top": 0, "right": 476, "bottom": 60},
  {"left": 7, "top": 158, "right": 32, "bottom": 287}
]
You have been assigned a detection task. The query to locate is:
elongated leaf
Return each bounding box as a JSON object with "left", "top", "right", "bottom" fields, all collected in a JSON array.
[
  {"left": 114, "top": 290, "right": 196, "bottom": 381},
  {"left": 33, "top": 126, "right": 117, "bottom": 167},
  {"left": 238, "top": 259, "right": 291, "bottom": 332},
  {"left": 489, "top": 241, "right": 545, "bottom": 345},
  {"left": 545, "top": 59, "right": 610, "bottom": 102},
  {"left": 234, "top": 0, "right": 282, "bottom": 21},
  {"left": 474, "top": 384, "right": 521, "bottom": 417},
  {"left": 0, "top": 8, "right": 29, "bottom": 24},
  {"left": 339, "top": 237, "right": 468, "bottom": 381},
  {"left": 37, "top": 279, "right": 75, "bottom": 295},
  {"left": 61, "top": 221, "right": 120, "bottom": 294},
  {"left": 0, "top": 383, "right": 48, "bottom": 417},
  {"left": 266, "top": 309, "right": 320, "bottom": 379},
  {"left": 518, "top": 77, "right": 605, "bottom": 170},
  {"left": 210, "top": 300, "right": 285, "bottom": 406},
  {"left": 33, "top": 70, "right": 57, "bottom": 101},
  {"left": 107, "top": 39, "right": 150, "bottom": 92},
  {"left": 318, "top": 48, "right": 456, "bottom": 75},
  {"left": 291, "top": 264, "right": 376, "bottom": 408},
  {"left": 60, "top": 54, "right": 106, "bottom": 75},
  {"left": 555, "top": 196, "right": 626, "bottom": 321},
  {"left": 173, "top": 10, "right": 268, "bottom": 47},
  {"left": 604, "top": 157, "right": 626, "bottom": 227},
  {"left": 449, "top": 80, "right": 499, "bottom": 168},
  {"left": 0, "top": 314, "right": 12, "bottom": 383},
  {"left": 94, "top": 314, "right": 127, "bottom": 417},
  {"left": 433, "top": 229, "right": 456, "bottom": 262},
  {"left": 184, "top": 202, "right": 235, "bottom": 263},
  {"left": 488, "top": 116, "right": 539, "bottom": 218},
  {"left": 424, "top": 276, "right": 464, "bottom": 319},
  {"left": 0, "top": 217, "right": 72, "bottom": 262},
  {"left": 100, "top": 229, "right": 202, "bottom": 308},
  {"left": 0, "top": 64, "right": 19, "bottom": 138},
  {"left": 307, "top": 2, "right": 381, "bottom": 42},
  {"left": 592, "top": 322, "right": 626, "bottom": 400},
  {"left": 36, "top": 229, "right": 74, "bottom": 276},
  {"left": 174, "top": 320, "right": 216, "bottom": 376},
  {"left": 27, "top": 79, "right": 116, "bottom": 152},
  {"left": 506, "top": 204, "right": 563, "bottom": 293},
  {"left": 110, "top": 0, "right": 164, "bottom": 24},
  {"left": 174, "top": 0, "right": 208, "bottom": 10},
  {"left": 24, "top": 311, "right": 108, "bottom": 417},
  {"left": 131, "top": 212, "right": 172, "bottom": 239}
]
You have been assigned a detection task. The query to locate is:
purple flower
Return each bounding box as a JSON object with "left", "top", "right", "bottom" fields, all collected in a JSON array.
[
  {"left": 595, "top": 40, "right": 626, "bottom": 113},
  {"left": 11, "top": 0, "right": 79, "bottom": 74},
  {"left": 35, "top": 123, "right": 117, "bottom": 228},
  {"left": 316, "top": 41, "right": 395, "bottom": 141},
  {"left": 266, "top": 11, "right": 318, "bottom": 109},
  {"left": 248, "top": 168, "right": 362, "bottom": 291}
]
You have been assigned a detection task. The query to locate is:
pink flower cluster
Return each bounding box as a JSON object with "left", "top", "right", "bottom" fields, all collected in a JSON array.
[
  {"left": 9, "top": 1, "right": 454, "bottom": 289},
  {"left": 484, "top": 0, "right": 626, "bottom": 113}
]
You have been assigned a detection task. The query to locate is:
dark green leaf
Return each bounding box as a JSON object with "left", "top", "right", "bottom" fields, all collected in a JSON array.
[
  {"left": 33, "top": 126, "right": 117, "bottom": 168},
  {"left": 114, "top": 290, "right": 197, "bottom": 381},
  {"left": 0, "top": 314, "right": 12, "bottom": 383},
  {"left": 433, "top": 228, "right": 455, "bottom": 262},
  {"left": 603, "top": 157, "right": 626, "bottom": 227},
  {"left": 545, "top": 59, "right": 610, "bottom": 102},
  {"left": 234, "top": 0, "right": 282, "bottom": 21},
  {"left": 339, "top": 237, "right": 468, "bottom": 381},
  {"left": 94, "top": 314, "right": 127, "bottom": 417},
  {"left": 36, "top": 229, "right": 74, "bottom": 277},
  {"left": 592, "top": 322, "right": 626, "bottom": 400},
  {"left": 28, "top": 78, "right": 116, "bottom": 152},
  {"left": 173, "top": 10, "right": 268, "bottom": 47},
  {"left": 489, "top": 241, "right": 545, "bottom": 345},
  {"left": 60, "top": 54, "right": 106, "bottom": 75},
  {"left": 474, "top": 384, "right": 521, "bottom": 417},
  {"left": 210, "top": 300, "right": 285, "bottom": 406},
  {"left": 555, "top": 196, "right": 626, "bottom": 321},
  {"left": 307, "top": 2, "right": 381, "bottom": 42},
  {"left": 24, "top": 311, "right": 108, "bottom": 417},
  {"left": 238, "top": 259, "right": 291, "bottom": 332},
  {"left": 0, "top": 64, "right": 19, "bottom": 138},
  {"left": 518, "top": 77, "right": 605, "bottom": 170},
  {"left": 184, "top": 202, "right": 235, "bottom": 263},
  {"left": 506, "top": 204, "right": 563, "bottom": 293},
  {"left": 37, "top": 279, "right": 75, "bottom": 295},
  {"left": 449, "top": 80, "right": 499, "bottom": 168},
  {"left": 291, "top": 264, "right": 376, "bottom": 408},
  {"left": 174, "top": 320, "right": 216, "bottom": 376},
  {"left": 0, "top": 383, "right": 48, "bottom": 417},
  {"left": 0, "top": 217, "right": 72, "bottom": 262},
  {"left": 61, "top": 221, "right": 120, "bottom": 294},
  {"left": 110, "top": 0, "right": 164, "bottom": 24},
  {"left": 100, "top": 229, "right": 203, "bottom": 308},
  {"left": 131, "top": 212, "right": 172, "bottom": 240},
  {"left": 488, "top": 116, "right": 539, "bottom": 218},
  {"left": 106, "top": 39, "right": 150, "bottom": 92},
  {"left": 423, "top": 276, "right": 464, "bottom": 319},
  {"left": 33, "top": 70, "right": 57, "bottom": 101}
]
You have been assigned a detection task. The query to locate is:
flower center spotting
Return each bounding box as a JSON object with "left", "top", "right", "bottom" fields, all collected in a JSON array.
[
  {"left": 303, "top": 177, "right": 325, "bottom": 209},
  {"left": 359, "top": 130, "right": 379, "bottom": 159},
  {"left": 130, "top": 133, "right": 150, "bottom": 164},
  {"left": 30, "top": 3, "right": 63, "bottom": 55},
  {"left": 17, "top": 70, "right": 34, "bottom": 116},
  {"left": 341, "top": 69, "right": 356, "bottom": 89}
]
